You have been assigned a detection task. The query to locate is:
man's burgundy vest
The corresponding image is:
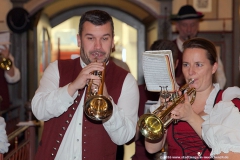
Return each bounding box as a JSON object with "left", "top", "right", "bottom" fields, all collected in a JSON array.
[
  {"left": 34, "top": 58, "right": 128, "bottom": 160},
  {"left": 0, "top": 69, "right": 10, "bottom": 111}
]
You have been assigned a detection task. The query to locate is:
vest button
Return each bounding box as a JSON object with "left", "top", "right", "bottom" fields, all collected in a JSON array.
[{"left": 51, "top": 153, "right": 54, "bottom": 156}]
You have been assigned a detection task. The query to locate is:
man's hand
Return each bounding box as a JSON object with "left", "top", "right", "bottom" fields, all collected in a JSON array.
[{"left": 68, "top": 62, "right": 104, "bottom": 96}]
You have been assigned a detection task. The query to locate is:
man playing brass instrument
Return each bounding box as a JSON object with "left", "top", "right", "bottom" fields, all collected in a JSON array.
[
  {"left": 32, "top": 10, "right": 139, "bottom": 160},
  {"left": 0, "top": 44, "right": 20, "bottom": 111}
]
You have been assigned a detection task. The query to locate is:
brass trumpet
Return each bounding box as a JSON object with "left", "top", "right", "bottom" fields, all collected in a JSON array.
[
  {"left": 138, "top": 79, "right": 196, "bottom": 140},
  {"left": 84, "top": 62, "right": 113, "bottom": 121},
  {"left": 0, "top": 56, "right": 12, "bottom": 70}
]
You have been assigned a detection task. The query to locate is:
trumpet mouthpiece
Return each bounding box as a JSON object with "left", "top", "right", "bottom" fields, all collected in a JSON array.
[{"left": 189, "top": 79, "right": 194, "bottom": 84}]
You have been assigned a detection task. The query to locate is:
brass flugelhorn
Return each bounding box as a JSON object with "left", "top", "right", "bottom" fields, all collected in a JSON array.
[
  {"left": 0, "top": 56, "right": 12, "bottom": 70},
  {"left": 84, "top": 62, "right": 113, "bottom": 121},
  {"left": 138, "top": 79, "right": 196, "bottom": 140}
]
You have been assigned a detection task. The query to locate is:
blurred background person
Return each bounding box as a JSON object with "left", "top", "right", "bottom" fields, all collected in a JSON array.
[
  {"left": 0, "top": 45, "right": 20, "bottom": 111},
  {"left": 0, "top": 116, "right": 10, "bottom": 154},
  {"left": 171, "top": 5, "right": 226, "bottom": 89}
]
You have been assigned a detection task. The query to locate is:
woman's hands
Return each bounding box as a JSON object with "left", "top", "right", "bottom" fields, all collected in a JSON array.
[
  {"left": 170, "top": 92, "right": 197, "bottom": 123},
  {"left": 170, "top": 92, "right": 204, "bottom": 137}
]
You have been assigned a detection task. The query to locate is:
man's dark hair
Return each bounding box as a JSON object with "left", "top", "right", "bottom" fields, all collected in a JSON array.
[
  {"left": 79, "top": 10, "right": 114, "bottom": 36},
  {"left": 150, "top": 39, "right": 179, "bottom": 64}
]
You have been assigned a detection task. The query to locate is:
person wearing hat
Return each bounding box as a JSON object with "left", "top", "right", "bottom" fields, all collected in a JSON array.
[{"left": 171, "top": 5, "right": 226, "bottom": 89}]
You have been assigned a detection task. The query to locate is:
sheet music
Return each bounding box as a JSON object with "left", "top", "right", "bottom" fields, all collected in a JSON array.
[{"left": 142, "top": 50, "right": 176, "bottom": 92}]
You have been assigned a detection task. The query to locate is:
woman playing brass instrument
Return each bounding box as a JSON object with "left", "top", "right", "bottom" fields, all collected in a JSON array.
[
  {"left": 145, "top": 38, "right": 240, "bottom": 160},
  {"left": 0, "top": 44, "right": 20, "bottom": 111}
]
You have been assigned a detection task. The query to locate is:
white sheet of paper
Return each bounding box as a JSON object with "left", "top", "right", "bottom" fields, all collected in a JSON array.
[{"left": 142, "top": 50, "right": 176, "bottom": 92}]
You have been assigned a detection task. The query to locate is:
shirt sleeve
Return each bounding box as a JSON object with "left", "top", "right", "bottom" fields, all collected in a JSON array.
[
  {"left": 31, "top": 61, "right": 78, "bottom": 121},
  {"left": 222, "top": 86, "right": 240, "bottom": 101},
  {"left": 0, "top": 117, "right": 10, "bottom": 154},
  {"left": 202, "top": 101, "right": 240, "bottom": 157},
  {"left": 4, "top": 65, "right": 21, "bottom": 83},
  {"left": 103, "top": 73, "right": 139, "bottom": 145}
]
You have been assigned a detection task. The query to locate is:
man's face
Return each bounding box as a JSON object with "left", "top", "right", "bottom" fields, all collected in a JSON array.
[
  {"left": 176, "top": 19, "right": 199, "bottom": 41},
  {"left": 77, "top": 21, "right": 114, "bottom": 64}
]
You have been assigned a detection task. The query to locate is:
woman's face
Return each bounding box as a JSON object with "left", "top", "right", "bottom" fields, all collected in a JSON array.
[{"left": 182, "top": 48, "right": 218, "bottom": 92}]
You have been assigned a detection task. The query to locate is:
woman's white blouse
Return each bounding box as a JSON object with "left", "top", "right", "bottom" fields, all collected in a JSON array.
[{"left": 202, "top": 85, "right": 240, "bottom": 157}]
